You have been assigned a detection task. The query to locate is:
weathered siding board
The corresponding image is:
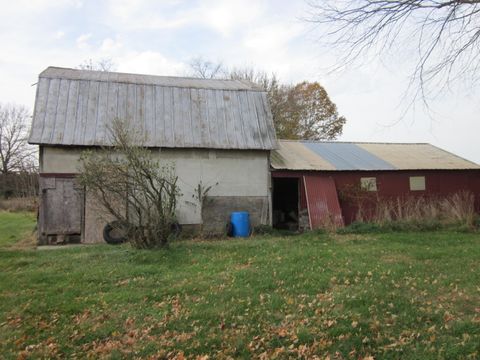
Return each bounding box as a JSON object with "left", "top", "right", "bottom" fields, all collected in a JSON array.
[
  {"left": 144, "top": 85, "right": 155, "bottom": 145},
  {"left": 205, "top": 89, "right": 218, "bottom": 148},
  {"left": 95, "top": 81, "right": 109, "bottom": 144},
  {"left": 30, "top": 78, "right": 49, "bottom": 143},
  {"left": 84, "top": 80, "right": 100, "bottom": 145},
  {"left": 63, "top": 81, "right": 80, "bottom": 144},
  {"left": 116, "top": 83, "right": 127, "bottom": 127},
  {"left": 74, "top": 81, "right": 90, "bottom": 146},
  {"left": 51, "top": 79, "right": 70, "bottom": 143},
  {"left": 163, "top": 86, "right": 175, "bottom": 147},
  {"left": 154, "top": 85, "right": 164, "bottom": 145},
  {"left": 30, "top": 67, "right": 277, "bottom": 150},
  {"left": 172, "top": 87, "right": 184, "bottom": 147},
  {"left": 41, "top": 78, "right": 61, "bottom": 144}
]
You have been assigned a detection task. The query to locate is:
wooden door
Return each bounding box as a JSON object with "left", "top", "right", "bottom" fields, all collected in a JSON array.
[{"left": 39, "top": 177, "right": 84, "bottom": 242}]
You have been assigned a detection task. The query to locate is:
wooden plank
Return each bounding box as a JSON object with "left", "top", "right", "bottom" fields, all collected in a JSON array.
[
  {"left": 260, "top": 92, "right": 277, "bottom": 148},
  {"left": 135, "top": 84, "right": 146, "bottom": 138},
  {"left": 222, "top": 90, "right": 237, "bottom": 148},
  {"left": 205, "top": 89, "right": 219, "bottom": 148},
  {"left": 62, "top": 80, "right": 80, "bottom": 145},
  {"left": 172, "top": 87, "right": 184, "bottom": 146},
  {"left": 144, "top": 85, "right": 155, "bottom": 146},
  {"left": 229, "top": 91, "right": 246, "bottom": 149},
  {"left": 252, "top": 92, "right": 272, "bottom": 149},
  {"left": 40, "top": 78, "right": 61, "bottom": 144},
  {"left": 190, "top": 88, "right": 204, "bottom": 147},
  {"left": 83, "top": 81, "right": 100, "bottom": 145},
  {"left": 30, "top": 78, "right": 50, "bottom": 143},
  {"left": 94, "top": 81, "right": 109, "bottom": 144},
  {"left": 162, "top": 87, "right": 174, "bottom": 147},
  {"left": 180, "top": 87, "right": 193, "bottom": 147},
  {"left": 73, "top": 80, "right": 90, "bottom": 146},
  {"left": 62, "top": 179, "right": 83, "bottom": 233},
  {"left": 247, "top": 92, "right": 265, "bottom": 149},
  {"left": 214, "top": 90, "right": 229, "bottom": 148},
  {"left": 50, "top": 79, "right": 70, "bottom": 144},
  {"left": 126, "top": 84, "right": 136, "bottom": 125},
  {"left": 154, "top": 86, "right": 165, "bottom": 146},
  {"left": 236, "top": 91, "right": 257, "bottom": 149},
  {"left": 105, "top": 81, "right": 119, "bottom": 144},
  {"left": 116, "top": 83, "right": 127, "bottom": 122}
]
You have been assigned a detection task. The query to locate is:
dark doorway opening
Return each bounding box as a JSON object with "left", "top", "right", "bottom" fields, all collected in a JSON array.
[{"left": 272, "top": 177, "right": 299, "bottom": 230}]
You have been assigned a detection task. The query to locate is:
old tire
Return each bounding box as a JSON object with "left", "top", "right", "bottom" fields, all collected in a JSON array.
[{"left": 103, "top": 221, "right": 127, "bottom": 245}]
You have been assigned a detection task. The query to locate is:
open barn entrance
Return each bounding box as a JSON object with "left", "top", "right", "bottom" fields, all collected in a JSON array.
[{"left": 272, "top": 177, "right": 299, "bottom": 230}]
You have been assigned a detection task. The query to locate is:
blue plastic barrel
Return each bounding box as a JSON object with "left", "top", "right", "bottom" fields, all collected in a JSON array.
[{"left": 230, "top": 211, "right": 250, "bottom": 237}]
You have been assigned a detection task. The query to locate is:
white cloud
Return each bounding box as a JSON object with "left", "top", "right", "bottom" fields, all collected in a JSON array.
[
  {"left": 103, "top": 0, "right": 265, "bottom": 36},
  {"left": 117, "top": 51, "right": 187, "bottom": 76},
  {"left": 100, "top": 37, "right": 123, "bottom": 53},
  {"left": 76, "top": 33, "right": 92, "bottom": 50},
  {"left": 54, "top": 30, "right": 65, "bottom": 39}
]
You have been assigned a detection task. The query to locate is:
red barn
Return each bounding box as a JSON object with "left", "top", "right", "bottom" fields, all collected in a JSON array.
[{"left": 270, "top": 140, "right": 480, "bottom": 229}]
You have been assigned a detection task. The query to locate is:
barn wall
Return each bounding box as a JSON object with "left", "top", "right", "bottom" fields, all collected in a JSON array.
[
  {"left": 40, "top": 146, "right": 271, "bottom": 242},
  {"left": 272, "top": 170, "right": 480, "bottom": 225}
]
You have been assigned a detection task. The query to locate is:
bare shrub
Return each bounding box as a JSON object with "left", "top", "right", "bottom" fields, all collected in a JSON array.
[
  {"left": 440, "top": 191, "right": 475, "bottom": 226},
  {"left": 359, "top": 191, "right": 476, "bottom": 227},
  {"left": 78, "top": 119, "right": 181, "bottom": 249}
]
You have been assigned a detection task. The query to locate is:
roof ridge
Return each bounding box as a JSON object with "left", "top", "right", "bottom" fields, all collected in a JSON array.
[{"left": 40, "top": 66, "right": 264, "bottom": 91}]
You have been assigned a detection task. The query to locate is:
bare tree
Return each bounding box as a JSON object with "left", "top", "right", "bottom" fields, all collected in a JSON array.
[
  {"left": 188, "top": 57, "right": 227, "bottom": 79},
  {"left": 306, "top": 0, "right": 480, "bottom": 101},
  {"left": 0, "top": 104, "right": 35, "bottom": 175},
  {"left": 77, "top": 58, "right": 117, "bottom": 72},
  {"left": 78, "top": 118, "right": 180, "bottom": 249}
]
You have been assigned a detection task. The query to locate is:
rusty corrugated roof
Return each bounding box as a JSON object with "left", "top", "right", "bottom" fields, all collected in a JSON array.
[
  {"left": 271, "top": 140, "right": 480, "bottom": 171},
  {"left": 29, "top": 67, "right": 277, "bottom": 150}
]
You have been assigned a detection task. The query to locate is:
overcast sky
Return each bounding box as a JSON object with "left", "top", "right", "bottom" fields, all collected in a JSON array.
[{"left": 1, "top": 0, "right": 479, "bottom": 163}]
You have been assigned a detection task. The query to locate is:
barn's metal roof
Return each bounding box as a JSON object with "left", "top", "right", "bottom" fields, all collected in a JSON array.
[
  {"left": 271, "top": 140, "right": 480, "bottom": 171},
  {"left": 29, "top": 67, "right": 277, "bottom": 149}
]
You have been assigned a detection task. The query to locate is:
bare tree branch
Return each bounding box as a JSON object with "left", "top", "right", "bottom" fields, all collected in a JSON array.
[
  {"left": 77, "top": 58, "right": 117, "bottom": 72},
  {"left": 306, "top": 0, "right": 480, "bottom": 102}
]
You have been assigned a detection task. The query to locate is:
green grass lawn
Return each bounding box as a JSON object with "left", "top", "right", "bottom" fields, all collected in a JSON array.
[
  {"left": 0, "top": 214, "right": 479, "bottom": 359},
  {"left": 0, "top": 211, "right": 36, "bottom": 248}
]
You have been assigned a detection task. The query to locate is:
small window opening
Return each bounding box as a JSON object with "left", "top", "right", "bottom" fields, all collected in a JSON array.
[{"left": 410, "top": 176, "right": 426, "bottom": 191}]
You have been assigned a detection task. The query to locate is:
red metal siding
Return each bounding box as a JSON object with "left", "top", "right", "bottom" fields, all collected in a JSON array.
[
  {"left": 273, "top": 169, "right": 480, "bottom": 225},
  {"left": 303, "top": 175, "right": 344, "bottom": 228}
]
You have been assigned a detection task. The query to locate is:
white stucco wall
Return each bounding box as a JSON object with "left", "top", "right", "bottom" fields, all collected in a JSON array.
[{"left": 40, "top": 146, "right": 270, "bottom": 225}]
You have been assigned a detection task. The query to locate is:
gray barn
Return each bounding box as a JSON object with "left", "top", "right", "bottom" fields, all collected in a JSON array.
[{"left": 29, "top": 67, "right": 277, "bottom": 244}]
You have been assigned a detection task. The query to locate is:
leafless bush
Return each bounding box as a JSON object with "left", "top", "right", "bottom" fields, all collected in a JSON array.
[{"left": 78, "top": 119, "right": 181, "bottom": 248}]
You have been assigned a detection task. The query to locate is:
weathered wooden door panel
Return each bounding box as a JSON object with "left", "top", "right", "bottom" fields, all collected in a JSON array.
[{"left": 40, "top": 177, "right": 83, "bottom": 236}]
